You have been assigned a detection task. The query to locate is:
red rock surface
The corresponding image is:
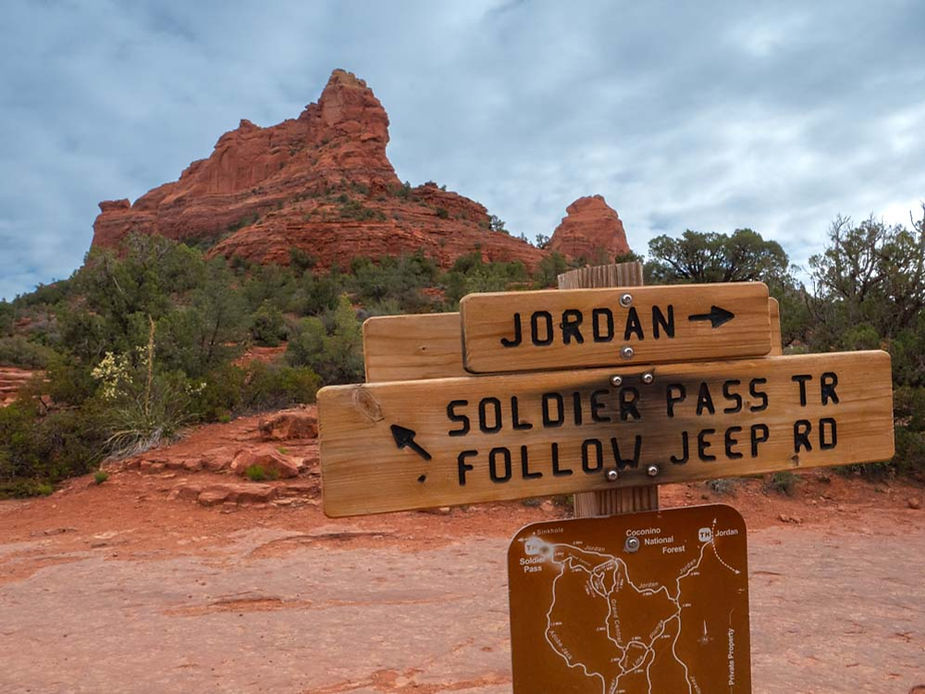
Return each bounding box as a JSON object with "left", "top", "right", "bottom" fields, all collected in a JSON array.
[
  {"left": 0, "top": 445, "right": 921, "bottom": 693},
  {"left": 92, "top": 69, "right": 546, "bottom": 270},
  {"left": 0, "top": 367, "right": 37, "bottom": 406},
  {"left": 258, "top": 408, "right": 317, "bottom": 441},
  {"left": 229, "top": 446, "right": 303, "bottom": 479},
  {"left": 547, "top": 195, "right": 631, "bottom": 263}
]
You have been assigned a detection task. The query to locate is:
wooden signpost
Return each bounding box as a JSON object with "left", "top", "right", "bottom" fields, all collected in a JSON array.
[
  {"left": 460, "top": 282, "right": 771, "bottom": 373},
  {"left": 318, "top": 350, "right": 892, "bottom": 516},
  {"left": 317, "top": 265, "right": 896, "bottom": 693},
  {"left": 364, "top": 312, "right": 468, "bottom": 382},
  {"left": 360, "top": 298, "right": 786, "bottom": 382}
]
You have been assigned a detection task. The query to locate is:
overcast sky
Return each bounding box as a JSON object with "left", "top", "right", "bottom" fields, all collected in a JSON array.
[{"left": 2, "top": 0, "right": 923, "bottom": 300}]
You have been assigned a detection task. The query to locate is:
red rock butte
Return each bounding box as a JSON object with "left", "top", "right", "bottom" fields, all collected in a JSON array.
[
  {"left": 92, "top": 69, "right": 631, "bottom": 269},
  {"left": 547, "top": 195, "right": 631, "bottom": 263}
]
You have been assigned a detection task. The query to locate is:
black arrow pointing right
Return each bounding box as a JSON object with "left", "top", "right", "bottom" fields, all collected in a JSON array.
[{"left": 688, "top": 305, "right": 735, "bottom": 329}]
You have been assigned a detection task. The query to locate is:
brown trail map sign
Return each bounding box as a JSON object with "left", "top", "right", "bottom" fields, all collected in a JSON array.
[
  {"left": 318, "top": 350, "right": 893, "bottom": 517},
  {"left": 460, "top": 282, "right": 771, "bottom": 373},
  {"left": 508, "top": 505, "right": 750, "bottom": 693}
]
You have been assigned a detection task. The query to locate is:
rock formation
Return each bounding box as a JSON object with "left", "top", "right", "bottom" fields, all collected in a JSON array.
[
  {"left": 0, "top": 367, "right": 36, "bottom": 406},
  {"left": 547, "top": 195, "right": 631, "bottom": 263},
  {"left": 91, "top": 69, "right": 546, "bottom": 270}
]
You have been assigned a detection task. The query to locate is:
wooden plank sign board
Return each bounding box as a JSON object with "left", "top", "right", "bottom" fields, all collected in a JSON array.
[
  {"left": 768, "top": 297, "right": 782, "bottom": 356},
  {"left": 319, "top": 350, "right": 893, "bottom": 517},
  {"left": 362, "top": 299, "right": 783, "bottom": 383},
  {"left": 509, "top": 506, "right": 750, "bottom": 692},
  {"left": 364, "top": 313, "right": 467, "bottom": 382},
  {"left": 460, "top": 282, "right": 771, "bottom": 373}
]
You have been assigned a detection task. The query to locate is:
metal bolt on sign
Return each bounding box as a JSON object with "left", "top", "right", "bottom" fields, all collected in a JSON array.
[
  {"left": 606, "top": 469, "right": 620, "bottom": 482},
  {"left": 621, "top": 346, "right": 635, "bottom": 360},
  {"left": 619, "top": 293, "right": 633, "bottom": 307},
  {"left": 624, "top": 536, "right": 640, "bottom": 553},
  {"left": 609, "top": 374, "right": 623, "bottom": 387},
  {"left": 641, "top": 372, "right": 655, "bottom": 384}
]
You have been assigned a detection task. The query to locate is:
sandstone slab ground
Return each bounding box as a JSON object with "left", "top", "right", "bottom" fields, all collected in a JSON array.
[{"left": 0, "top": 470, "right": 921, "bottom": 693}]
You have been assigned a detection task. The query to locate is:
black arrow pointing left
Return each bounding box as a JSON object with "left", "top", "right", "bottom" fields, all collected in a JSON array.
[{"left": 390, "top": 424, "right": 432, "bottom": 461}]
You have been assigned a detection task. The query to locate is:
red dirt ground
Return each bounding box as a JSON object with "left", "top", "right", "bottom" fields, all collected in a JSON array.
[{"left": 0, "top": 413, "right": 922, "bottom": 693}]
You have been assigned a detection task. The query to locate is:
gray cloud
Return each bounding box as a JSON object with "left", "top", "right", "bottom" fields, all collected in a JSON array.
[{"left": 1, "top": 0, "right": 923, "bottom": 299}]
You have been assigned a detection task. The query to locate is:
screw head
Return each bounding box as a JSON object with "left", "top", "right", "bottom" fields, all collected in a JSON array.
[
  {"left": 621, "top": 346, "right": 635, "bottom": 360},
  {"left": 609, "top": 375, "right": 623, "bottom": 387},
  {"left": 619, "top": 293, "right": 633, "bottom": 307},
  {"left": 624, "top": 536, "right": 640, "bottom": 553},
  {"left": 646, "top": 464, "right": 661, "bottom": 478},
  {"left": 641, "top": 372, "right": 654, "bottom": 384},
  {"left": 606, "top": 469, "right": 619, "bottom": 482}
]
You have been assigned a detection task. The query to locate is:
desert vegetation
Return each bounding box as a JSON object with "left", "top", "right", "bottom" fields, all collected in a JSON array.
[
  {"left": 0, "top": 236, "right": 573, "bottom": 496},
  {"left": 0, "top": 208, "right": 922, "bottom": 495}
]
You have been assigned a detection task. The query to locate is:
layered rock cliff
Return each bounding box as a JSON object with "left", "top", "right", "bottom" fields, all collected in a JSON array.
[
  {"left": 92, "top": 70, "right": 546, "bottom": 269},
  {"left": 547, "top": 195, "right": 631, "bottom": 262},
  {"left": 92, "top": 70, "right": 633, "bottom": 270}
]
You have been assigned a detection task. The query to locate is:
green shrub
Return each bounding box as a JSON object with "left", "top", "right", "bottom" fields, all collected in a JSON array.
[
  {"left": 100, "top": 372, "right": 193, "bottom": 458},
  {"left": 245, "top": 464, "right": 279, "bottom": 482},
  {"left": 286, "top": 296, "right": 363, "bottom": 384},
  {"left": 338, "top": 198, "right": 379, "bottom": 221},
  {"left": 348, "top": 254, "right": 439, "bottom": 312},
  {"left": 893, "top": 426, "right": 925, "bottom": 479},
  {"left": 194, "top": 364, "right": 248, "bottom": 421},
  {"left": 227, "top": 212, "right": 259, "bottom": 232},
  {"left": 245, "top": 464, "right": 266, "bottom": 481},
  {"left": 0, "top": 336, "right": 57, "bottom": 369},
  {"left": 243, "top": 264, "right": 299, "bottom": 313},
  {"left": 706, "top": 478, "right": 737, "bottom": 495},
  {"left": 93, "top": 470, "right": 109, "bottom": 485},
  {"left": 288, "top": 247, "right": 317, "bottom": 272},
  {"left": 767, "top": 471, "right": 797, "bottom": 496},
  {"left": 0, "top": 301, "right": 13, "bottom": 335},
  {"left": 0, "top": 479, "right": 54, "bottom": 498},
  {"left": 294, "top": 271, "right": 343, "bottom": 316},
  {"left": 0, "top": 398, "right": 106, "bottom": 497},
  {"left": 250, "top": 301, "right": 287, "bottom": 347},
  {"left": 240, "top": 362, "right": 321, "bottom": 412},
  {"left": 533, "top": 252, "right": 569, "bottom": 288},
  {"left": 442, "top": 256, "right": 529, "bottom": 305}
]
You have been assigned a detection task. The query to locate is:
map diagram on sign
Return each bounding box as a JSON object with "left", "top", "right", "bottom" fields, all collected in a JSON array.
[{"left": 507, "top": 505, "right": 751, "bottom": 693}]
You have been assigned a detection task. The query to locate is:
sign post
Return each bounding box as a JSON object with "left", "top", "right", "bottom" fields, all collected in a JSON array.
[
  {"left": 317, "top": 266, "right": 896, "bottom": 693},
  {"left": 558, "top": 262, "right": 657, "bottom": 517},
  {"left": 461, "top": 281, "right": 771, "bottom": 372},
  {"left": 318, "top": 350, "right": 892, "bottom": 517}
]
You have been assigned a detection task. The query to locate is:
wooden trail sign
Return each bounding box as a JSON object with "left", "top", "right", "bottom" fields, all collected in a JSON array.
[
  {"left": 361, "top": 297, "right": 784, "bottom": 383},
  {"left": 508, "top": 506, "right": 751, "bottom": 692},
  {"left": 364, "top": 313, "right": 467, "bottom": 382},
  {"left": 768, "top": 298, "right": 782, "bottom": 356},
  {"left": 460, "top": 282, "right": 771, "bottom": 373},
  {"left": 318, "top": 350, "right": 893, "bottom": 517}
]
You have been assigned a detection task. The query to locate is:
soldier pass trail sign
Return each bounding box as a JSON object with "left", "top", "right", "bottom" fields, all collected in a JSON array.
[
  {"left": 317, "top": 275, "right": 897, "bottom": 694},
  {"left": 318, "top": 350, "right": 893, "bottom": 517},
  {"left": 508, "top": 505, "right": 750, "bottom": 693},
  {"left": 460, "top": 283, "right": 771, "bottom": 373}
]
